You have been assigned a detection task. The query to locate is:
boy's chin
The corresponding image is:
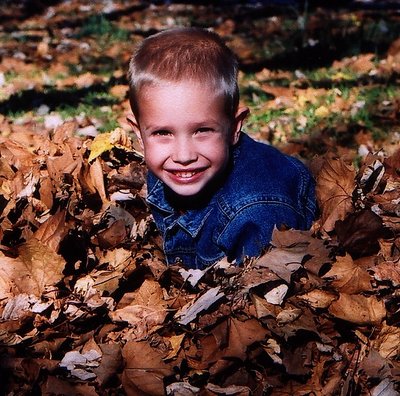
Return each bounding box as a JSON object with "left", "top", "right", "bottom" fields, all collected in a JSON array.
[
  {"left": 165, "top": 184, "right": 213, "bottom": 209},
  {"left": 167, "top": 185, "right": 204, "bottom": 198}
]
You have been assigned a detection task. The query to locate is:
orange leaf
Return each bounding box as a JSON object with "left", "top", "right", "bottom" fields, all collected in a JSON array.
[
  {"left": 0, "top": 238, "right": 65, "bottom": 298},
  {"left": 328, "top": 294, "right": 385, "bottom": 325},
  {"left": 323, "top": 253, "right": 373, "bottom": 294},
  {"left": 122, "top": 341, "right": 173, "bottom": 396},
  {"left": 316, "top": 156, "right": 355, "bottom": 232}
]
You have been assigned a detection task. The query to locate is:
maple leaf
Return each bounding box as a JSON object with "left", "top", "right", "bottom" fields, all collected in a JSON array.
[
  {"left": 322, "top": 253, "right": 374, "bottom": 294},
  {"left": 316, "top": 155, "right": 356, "bottom": 233},
  {"left": 328, "top": 294, "right": 386, "bottom": 325},
  {"left": 122, "top": 341, "right": 174, "bottom": 396},
  {"left": 109, "top": 279, "right": 167, "bottom": 340},
  {"left": 0, "top": 238, "right": 65, "bottom": 299},
  {"left": 222, "top": 317, "right": 267, "bottom": 360}
]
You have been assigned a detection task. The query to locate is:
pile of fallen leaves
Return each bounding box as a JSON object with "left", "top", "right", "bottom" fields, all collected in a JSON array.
[{"left": 0, "top": 123, "right": 399, "bottom": 395}]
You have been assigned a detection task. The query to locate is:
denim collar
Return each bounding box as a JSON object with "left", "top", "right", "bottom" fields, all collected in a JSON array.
[
  {"left": 146, "top": 172, "right": 214, "bottom": 238},
  {"left": 146, "top": 174, "right": 174, "bottom": 214}
]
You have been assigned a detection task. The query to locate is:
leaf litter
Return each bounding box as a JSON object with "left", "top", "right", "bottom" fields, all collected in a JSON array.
[
  {"left": 0, "top": 122, "right": 398, "bottom": 395},
  {"left": 0, "top": 1, "right": 400, "bottom": 394}
]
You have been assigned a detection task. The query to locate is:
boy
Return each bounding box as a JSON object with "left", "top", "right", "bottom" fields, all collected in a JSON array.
[{"left": 127, "top": 27, "right": 316, "bottom": 269}]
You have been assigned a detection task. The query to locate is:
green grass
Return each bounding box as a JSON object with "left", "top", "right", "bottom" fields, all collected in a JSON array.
[
  {"left": 76, "top": 15, "right": 130, "bottom": 43},
  {"left": 243, "top": 75, "right": 400, "bottom": 144},
  {"left": 56, "top": 91, "right": 120, "bottom": 132}
]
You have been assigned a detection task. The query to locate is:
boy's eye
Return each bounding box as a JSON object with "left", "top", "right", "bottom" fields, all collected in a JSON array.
[
  {"left": 152, "top": 130, "right": 171, "bottom": 136},
  {"left": 195, "top": 127, "right": 214, "bottom": 134}
]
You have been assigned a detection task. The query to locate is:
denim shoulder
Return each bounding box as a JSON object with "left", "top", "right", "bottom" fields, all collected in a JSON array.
[
  {"left": 221, "top": 133, "right": 316, "bottom": 216},
  {"left": 215, "top": 134, "right": 316, "bottom": 261}
]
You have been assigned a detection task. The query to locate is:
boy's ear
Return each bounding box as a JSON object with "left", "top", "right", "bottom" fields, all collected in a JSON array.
[
  {"left": 126, "top": 114, "right": 143, "bottom": 149},
  {"left": 231, "top": 106, "right": 249, "bottom": 145}
]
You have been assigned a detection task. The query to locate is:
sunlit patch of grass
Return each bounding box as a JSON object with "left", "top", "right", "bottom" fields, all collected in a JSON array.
[
  {"left": 56, "top": 90, "right": 121, "bottom": 132},
  {"left": 4, "top": 70, "right": 18, "bottom": 82},
  {"left": 300, "top": 66, "right": 359, "bottom": 82},
  {"left": 58, "top": 102, "right": 119, "bottom": 133},
  {"left": 76, "top": 15, "right": 130, "bottom": 44},
  {"left": 242, "top": 74, "right": 400, "bottom": 145},
  {"left": 4, "top": 110, "right": 27, "bottom": 121}
]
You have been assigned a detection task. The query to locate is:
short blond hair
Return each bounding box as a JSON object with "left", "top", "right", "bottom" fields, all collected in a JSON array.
[{"left": 128, "top": 27, "right": 239, "bottom": 119}]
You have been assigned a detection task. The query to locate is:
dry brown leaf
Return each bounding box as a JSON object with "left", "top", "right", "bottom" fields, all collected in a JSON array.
[
  {"left": 0, "top": 138, "right": 36, "bottom": 170},
  {"left": 371, "top": 322, "right": 400, "bottom": 360},
  {"left": 298, "top": 289, "right": 337, "bottom": 309},
  {"left": 38, "top": 176, "right": 54, "bottom": 210},
  {"left": 348, "top": 53, "right": 376, "bottom": 74},
  {"left": 372, "top": 261, "right": 400, "bottom": 287},
  {"left": 254, "top": 246, "right": 304, "bottom": 283},
  {"left": 222, "top": 318, "right": 267, "bottom": 360},
  {"left": 270, "top": 228, "right": 332, "bottom": 275},
  {"left": 33, "top": 209, "right": 70, "bottom": 252},
  {"left": 316, "top": 155, "right": 356, "bottom": 232},
  {"left": 0, "top": 238, "right": 65, "bottom": 298},
  {"left": 175, "top": 286, "right": 224, "bottom": 325},
  {"left": 328, "top": 293, "right": 386, "bottom": 325},
  {"left": 40, "top": 376, "right": 98, "bottom": 396},
  {"left": 122, "top": 341, "right": 173, "bottom": 396},
  {"left": 335, "top": 209, "right": 385, "bottom": 258},
  {"left": 88, "top": 158, "right": 109, "bottom": 205},
  {"left": 45, "top": 141, "right": 82, "bottom": 182},
  {"left": 92, "top": 344, "right": 122, "bottom": 387},
  {"left": 239, "top": 267, "right": 280, "bottom": 292},
  {"left": 110, "top": 279, "right": 167, "bottom": 340},
  {"left": 323, "top": 253, "right": 373, "bottom": 294},
  {"left": 250, "top": 293, "right": 281, "bottom": 318},
  {"left": 163, "top": 334, "right": 185, "bottom": 361},
  {"left": 206, "top": 383, "right": 251, "bottom": 395}
]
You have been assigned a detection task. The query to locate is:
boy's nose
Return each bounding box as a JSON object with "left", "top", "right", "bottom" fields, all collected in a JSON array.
[{"left": 171, "top": 137, "right": 197, "bottom": 164}]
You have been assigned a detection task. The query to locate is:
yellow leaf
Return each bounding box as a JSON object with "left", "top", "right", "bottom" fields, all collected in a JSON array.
[
  {"left": 88, "top": 133, "right": 114, "bottom": 163},
  {"left": 164, "top": 334, "right": 185, "bottom": 361},
  {"left": 88, "top": 128, "right": 143, "bottom": 163},
  {"left": 332, "top": 71, "right": 353, "bottom": 81},
  {"left": 314, "top": 105, "right": 330, "bottom": 118}
]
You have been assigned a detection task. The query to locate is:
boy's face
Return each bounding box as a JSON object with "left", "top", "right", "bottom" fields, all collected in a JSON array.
[{"left": 129, "top": 81, "right": 248, "bottom": 198}]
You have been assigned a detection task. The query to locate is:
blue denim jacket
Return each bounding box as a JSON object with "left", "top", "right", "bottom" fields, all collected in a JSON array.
[{"left": 146, "top": 133, "right": 316, "bottom": 269}]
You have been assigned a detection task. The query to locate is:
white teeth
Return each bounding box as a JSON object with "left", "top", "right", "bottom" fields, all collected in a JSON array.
[{"left": 175, "top": 171, "right": 196, "bottom": 178}]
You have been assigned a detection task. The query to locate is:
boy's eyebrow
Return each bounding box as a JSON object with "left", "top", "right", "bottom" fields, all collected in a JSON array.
[{"left": 142, "top": 119, "right": 224, "bottom": 132}]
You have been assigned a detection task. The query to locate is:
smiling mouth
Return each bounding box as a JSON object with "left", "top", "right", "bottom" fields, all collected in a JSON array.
[
  {"left": 168, "top": 169, "right": 204, "bottom": 179},
  {"left": 173, "top": 171, "right": 197, "bottom": 178}
]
